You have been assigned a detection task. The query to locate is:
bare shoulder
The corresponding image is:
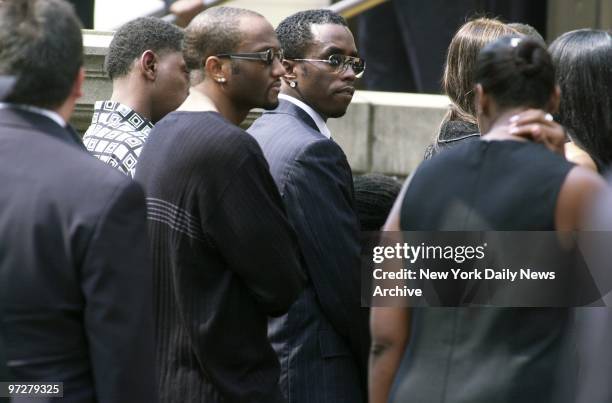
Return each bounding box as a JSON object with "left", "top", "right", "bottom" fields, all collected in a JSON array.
[
  {"left": 556, "top": 166, "right": 608, "bottom": 230},
  {"left": 563, "top": 166, "right": 607, "bottom": 195}
]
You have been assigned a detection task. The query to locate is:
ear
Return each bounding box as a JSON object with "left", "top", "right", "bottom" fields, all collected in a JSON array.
[
  {"left": 547, "top": 85, "right": 561, "bottom": 114},
  {"left": 139, "top": 50, "right": 158, "bottom": 81},
  {"left": 204, "top": 56, "right": 227, "bottom": 83},
  {"left": 72, "top": 67, "right": 85, "bottom": 99},
  {"left": 281, "top": 59, "right": 298, "bottom": 83},
  {"left": 475, "top": 84, "right": 489, "bottom": 116}
]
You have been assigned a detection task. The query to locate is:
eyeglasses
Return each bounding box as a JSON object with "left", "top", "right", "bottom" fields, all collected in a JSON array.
[
  {"left": 290, "top": 54, "right": 366, "bottom": 78},
  {"left": 216, "top": 48, "right": 284, "bottom": 65}
]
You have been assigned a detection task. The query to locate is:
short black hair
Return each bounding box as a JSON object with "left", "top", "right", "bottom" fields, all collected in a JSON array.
[
  {"left": 183, "top": 6, "right": 263, "bottom": 72},
  {"left": 276, "top": 9, "right": 348, "bottom": 59},
  {"left": 0, "top": 0, "right": 83, "bottom": 108},
  {"left": 105, "top": 17, "right": 184, "bottom": 80},
  {"left": 550, "top": 29, "right": 612, "bottom": 172},
  {"left": 353, "top": 173, "right": 402, "bottom": 231},
  {"left": 475, "top": 36, "right": 555, "bottom": 110}
]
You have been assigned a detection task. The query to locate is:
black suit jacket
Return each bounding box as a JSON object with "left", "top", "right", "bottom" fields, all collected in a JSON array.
[
  {"left": 0, "top": 78, "right": 13, "bottom": 399},
  {"left": 248, "top": 100, "right": 369, "bottom": 402},
  {"left": 0, "top": 334, "right": 9, "bottom": 403},
  {"left": 0, "top": 107, "right": 157, "bottom": 402},
  {"left": 359, "top": 0, "right": 547, "bottom": 93}
]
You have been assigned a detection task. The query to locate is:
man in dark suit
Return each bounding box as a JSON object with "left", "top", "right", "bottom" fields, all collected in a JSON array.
[
  {"left": 359, "top": 0, "right": 547, "bottom": 93},
  {"left": 0, "top": 1, "right": 156, "bottom": 402},
  {"left": 67, "top": 0, "right": 94, "bottom": 28},
  {"left": 0, "top": 76, "right": 14, "bottom": 400},
  {"left": 248, "top": 9, "right": 368, "bottom": 403}
]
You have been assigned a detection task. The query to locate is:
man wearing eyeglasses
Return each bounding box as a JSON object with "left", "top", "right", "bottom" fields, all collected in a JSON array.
[
  {"left": 134, "top": 6, "right": 305, "bottom": 403},
  {"left": 248, "top": 9, "right": 368, "bottom": 403}
]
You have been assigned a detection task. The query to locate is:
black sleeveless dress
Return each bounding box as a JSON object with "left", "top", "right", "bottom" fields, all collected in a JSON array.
[{"left": 393, "top": 139, "right": 575, "bottom": 403}]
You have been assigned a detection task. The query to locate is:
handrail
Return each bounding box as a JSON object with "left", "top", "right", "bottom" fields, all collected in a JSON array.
[
  {"left": 328, "top": 0, "right": 388, "bottom": 19},
  {"left": 161, "top": 0, "right": 229, "bottom": 24},
  {"left": 159, "top": 0, "right": 388, "bottom": 24}
]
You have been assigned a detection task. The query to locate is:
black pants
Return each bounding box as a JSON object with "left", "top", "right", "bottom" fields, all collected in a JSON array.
[
  {"left": 67, "top": 0, "right": 95, "bottom": 29},
  {"left": 358, "top": 0, "right": 547, "bottom": 93}
]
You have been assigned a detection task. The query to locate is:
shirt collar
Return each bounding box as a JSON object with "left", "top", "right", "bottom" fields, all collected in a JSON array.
[
  {"left": 92, "top": 100, "right": 154, "bottom": 131},
  {"left": 0, "top": 102, "right": 66, "bottom": 128},
  {"left": 278, "top": 94, "right": 331, "bottom": 139}
]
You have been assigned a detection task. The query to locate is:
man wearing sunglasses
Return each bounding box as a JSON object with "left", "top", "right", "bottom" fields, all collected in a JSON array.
[
  {"left": 134, "top": 6, "right": 305, "bottom": 403},
  {"left": 249, "top": 9, "right": 368, "bottom": 403}
]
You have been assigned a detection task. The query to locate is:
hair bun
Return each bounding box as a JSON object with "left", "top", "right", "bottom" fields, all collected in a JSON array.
[
  {"left": 514, "top": 39, "right": 545, "bottom": 76},
  {"left": 474, "top": 35, "right": 555, "bottom": 111}
]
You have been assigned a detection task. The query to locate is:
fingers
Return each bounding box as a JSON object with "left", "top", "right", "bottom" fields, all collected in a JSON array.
[
  {"left": 509, "top": 109, "right": 554, "bottom": 127},
  {"left": 509, "top": 123, "right": 543, "bottom": 138},
  {"left": 510, "top": 123, "right": 546, "bottom": 146},
  {"left": 510, "top": 122, "right": 566, "bottom": 156},
  {"left": 507, "top": 108, "right": 567, "bottom": 156}
]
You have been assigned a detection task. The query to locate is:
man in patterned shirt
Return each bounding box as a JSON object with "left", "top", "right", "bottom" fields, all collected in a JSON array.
[{"left": 83, "top": 17, "right": 189, "bottom": 177}]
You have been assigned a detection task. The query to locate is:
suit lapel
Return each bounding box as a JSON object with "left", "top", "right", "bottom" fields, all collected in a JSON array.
[
  {"left": 65, "top": 124, "right": 87, "bottom": 150},
  {"left": 264, "top": 99, "right": 320, "bottom": 133}
]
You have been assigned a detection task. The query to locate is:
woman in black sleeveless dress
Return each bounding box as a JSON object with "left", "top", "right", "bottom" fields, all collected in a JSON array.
[{"left": 370, "top": 37, "right": 607, "bottom": 403}]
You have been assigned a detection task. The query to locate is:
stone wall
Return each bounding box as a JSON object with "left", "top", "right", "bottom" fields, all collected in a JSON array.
[
  {"left": 328, "top": 91, "right": 448, "bottom": 176},
  {"left": 76, "top": 30, "right": 450, "bottom": 177},
  {"left": 222, "top": 0, "right": 332, "bottom": 27},
  {"left": 547, "top": 0, "right": 612, "bottom": 41},
  {"left": 74, "top": 31, "right": 113, "bottom": 132}
]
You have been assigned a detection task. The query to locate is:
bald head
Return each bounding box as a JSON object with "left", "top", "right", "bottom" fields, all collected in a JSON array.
[{"left": 183, "top": 6, "right": 263, "bottom": 72}]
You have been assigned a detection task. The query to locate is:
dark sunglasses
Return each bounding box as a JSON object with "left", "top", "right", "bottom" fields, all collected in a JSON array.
[
  {"left": 216, "top": 48, "right": 284, "bottom": 65},
  {"left": 290, "top": 54, "right": 366, "bottom": 78}
]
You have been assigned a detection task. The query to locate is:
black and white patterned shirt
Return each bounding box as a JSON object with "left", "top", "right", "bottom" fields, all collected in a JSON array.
[{"left": 83, "top": 101, "right": 154, "bottom": 178}]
